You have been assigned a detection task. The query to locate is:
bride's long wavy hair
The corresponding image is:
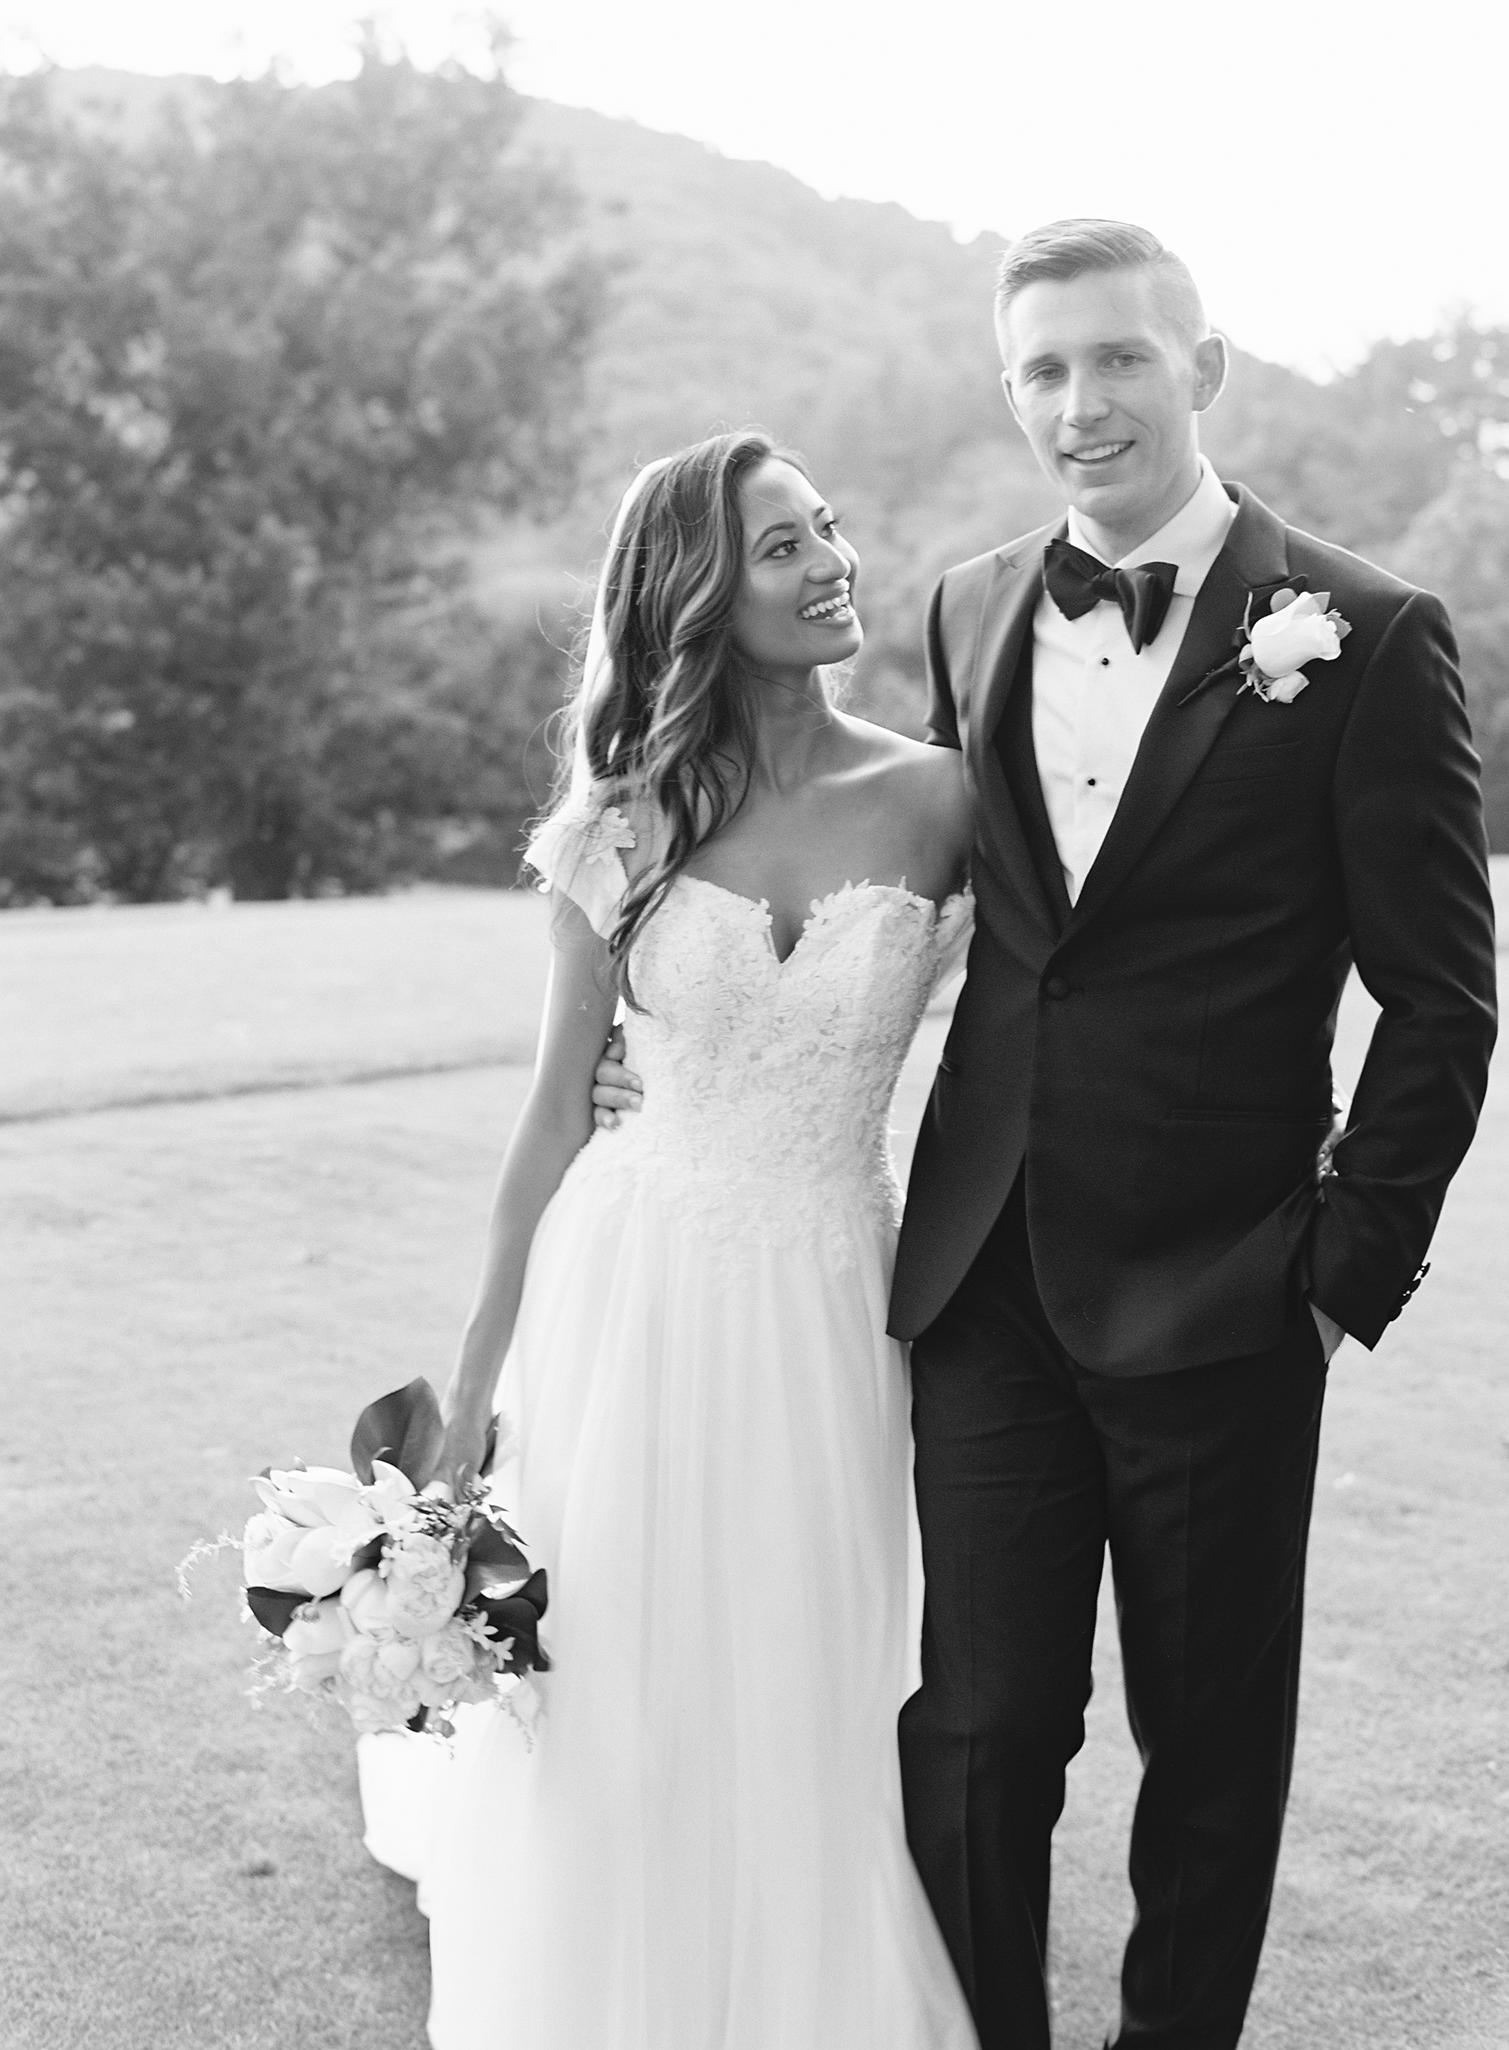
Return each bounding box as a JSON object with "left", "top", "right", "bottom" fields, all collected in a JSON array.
[{"left": 560, "top": 428, "right": 810, "bottom": 1005}]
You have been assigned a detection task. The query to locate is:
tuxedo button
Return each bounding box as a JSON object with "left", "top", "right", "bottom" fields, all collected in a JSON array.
[
  {"left": 1399, "top": 1259, "right": 1431, "bottom": 1307},
  {"left": 1043, "top": 974, "right": 1071, "bottom": 1000}
]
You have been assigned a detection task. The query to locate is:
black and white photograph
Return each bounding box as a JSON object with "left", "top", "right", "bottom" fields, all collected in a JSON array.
[{"left": 2, "top": 4, "right": 1505, "bottom": 2047}]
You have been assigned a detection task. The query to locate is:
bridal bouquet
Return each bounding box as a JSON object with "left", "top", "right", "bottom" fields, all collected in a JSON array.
[{"left": 235, "top": 1378, "right": 548, "bottom": 1735}]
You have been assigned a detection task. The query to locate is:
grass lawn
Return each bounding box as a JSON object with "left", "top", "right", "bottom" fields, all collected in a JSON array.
[
  {"left": 0, "top": 889, "right": 551, "bottom": 1121},
  {"left": 3, "top": 881, "right": 1506, "bottom": 2050}
]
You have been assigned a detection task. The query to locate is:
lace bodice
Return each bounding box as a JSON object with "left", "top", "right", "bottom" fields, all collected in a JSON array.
[{"left": 526, "top": 800, "right": 972, "bottom": 1265}]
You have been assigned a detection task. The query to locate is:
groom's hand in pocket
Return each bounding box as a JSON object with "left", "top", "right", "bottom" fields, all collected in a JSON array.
[
  {"left": 1309, "top": 1301, "right": 1346, "bottom": 1362},
  {"left": 593, "top": 1023, "right": 643, "bottom": 1130}
]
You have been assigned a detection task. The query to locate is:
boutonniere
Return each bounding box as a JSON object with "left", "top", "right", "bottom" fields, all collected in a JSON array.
[
  {"left": 1239, "top": 590, "right": 1351, "bottom": 703},
  {"left": 1178, "top": 576, "right": 1350, "bottom": 706}
]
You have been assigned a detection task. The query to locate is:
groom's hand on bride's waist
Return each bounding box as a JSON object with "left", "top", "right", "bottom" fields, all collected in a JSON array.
[
  {"left": 584, "top": 1028, "right": 1348, "bottom": 1356},
  {"left": 593, "top": 1023, "right": 643, "bottom": 1130}
]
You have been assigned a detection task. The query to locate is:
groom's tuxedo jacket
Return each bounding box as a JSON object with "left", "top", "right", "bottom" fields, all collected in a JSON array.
[{"left": 890, "top": 483, "right": 1498, "bottom": 1372}]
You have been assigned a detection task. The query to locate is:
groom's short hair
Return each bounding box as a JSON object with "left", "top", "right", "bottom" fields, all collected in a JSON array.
[{"left": 994, "top": 219, "right": 1208, "bottom": 354}]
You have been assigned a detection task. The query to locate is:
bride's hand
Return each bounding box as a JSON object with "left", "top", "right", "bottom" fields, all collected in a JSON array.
[{"left": 438, "top": 1394, "right": 490, "bottom": 1490}]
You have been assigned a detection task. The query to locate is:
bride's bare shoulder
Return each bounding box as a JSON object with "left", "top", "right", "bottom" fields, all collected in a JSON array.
[
  {"left": 839, "top": 715, "right": 969, "bottom": 820},
  {"left": 834, "top": 716, "right": 971, "bottom": 884}
]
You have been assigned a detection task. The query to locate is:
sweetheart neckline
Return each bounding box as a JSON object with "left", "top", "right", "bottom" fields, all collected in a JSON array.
[{"left": 673, "top": 874, "right": 968, "bottom": 968}]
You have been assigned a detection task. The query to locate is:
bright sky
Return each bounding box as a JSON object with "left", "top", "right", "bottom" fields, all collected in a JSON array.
[{"left": 4, "top": 0, "right": 1506, "bottom": 371}]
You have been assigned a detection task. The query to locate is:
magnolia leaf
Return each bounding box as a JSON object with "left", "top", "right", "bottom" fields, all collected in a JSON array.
[
  {"left": 474, "top": 1568, "right": 551, "bottom": 1675},
  {"left": 466, "top": 1520, "right": 529, "bottom": 1575},
  {"left": 350, "top": 1378, "right": 444, "bottom": 1489},
  {"left": 246, "top": 1586, "right": 307, "bottom": 1638}
]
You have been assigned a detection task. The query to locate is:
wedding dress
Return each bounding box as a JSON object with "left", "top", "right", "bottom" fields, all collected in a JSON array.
[{"left": 361, "top": 795, "right": 979, "bottom": 2050}]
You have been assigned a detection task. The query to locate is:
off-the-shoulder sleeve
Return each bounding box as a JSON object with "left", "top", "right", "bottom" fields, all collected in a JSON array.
[{"left": 523, "top": 801, "right": 637, "bottom": 939}]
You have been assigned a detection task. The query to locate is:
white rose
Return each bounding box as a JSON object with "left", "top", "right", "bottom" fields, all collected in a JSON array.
[
  {"left": 382, "top": 1533, "right": 465, "bottom": 1640},
  {"left": 1261, "top": 672, "right": 1310, "bottom": 704},
  {"left": 375, "top": 1639, "right": 423, "bottom": 1688},
  {"left": 337, "top": 1632, "right": 383, "bottom": 1694},
  {"left": 242, "top": 1508, "right": 303, "bottom": 1589},
  {"left": 340, "top": 1565, "right": 398, "bottom": 1635},
  {"left": 414, "top": 1620, "right": 490, "bottom": 1705},
  {"left": 1248, "top": 592, "right": 1344, "bottom": 681},
  {"left": 283, "top": 1597, "right": 357, "bottom": 1690},
  {"left": 339, "top": 1629, "right": 422, "bottom": 1700},
  {"left": 420, "top": 1620, "right": 478, "bottom": 1685},
  {"left": 284, "top": 1594, "right": 355, "bottom": 1660}
]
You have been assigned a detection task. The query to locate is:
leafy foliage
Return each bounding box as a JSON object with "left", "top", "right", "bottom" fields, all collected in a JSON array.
[
  {"left": 244, "top": 1585, "right": 305, "bottom": 1640},
  {"left": 472, "top": 1569, "right": 552, "bottom": 1676},
  {"left": 349, "top": 1375, "right": 446, "bottom": 1489},
  {"left": 0, "top": 43, "right": 597, "bottom": 901},
  {"left": 516, "top": 105, "right": 1509, "bottom": 835},
  {"left": 1386, "top": 461, "right": 1509, "bottom": 848},
  {"left": 3, "top": 70, "right": 1509, "bottom": 895}
]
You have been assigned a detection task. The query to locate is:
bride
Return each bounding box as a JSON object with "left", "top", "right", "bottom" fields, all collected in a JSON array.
[{"left": 375, "top": 429, "right": 979, "bottom": 2048}]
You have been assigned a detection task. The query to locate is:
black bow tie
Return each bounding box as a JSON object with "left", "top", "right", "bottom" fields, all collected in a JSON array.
[{"left": 1043, "top": 538, "right": 1178, "bottom": 654}]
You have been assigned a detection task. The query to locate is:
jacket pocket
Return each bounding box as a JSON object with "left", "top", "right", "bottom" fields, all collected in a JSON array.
[{"left": 1168, "top": 1106, "right": 1334, "bottom": 1128}]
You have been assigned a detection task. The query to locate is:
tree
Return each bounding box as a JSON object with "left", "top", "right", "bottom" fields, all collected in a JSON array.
[
  {"left": 0, "top": 36, "right": 598, "bottom": 902},
  {"left": 1202, "top": 348, "right": 1455, "bottom": 556},
  {"left": 1202, "top": 320, "right": 1509, "bottom": 560},
  {"left": 1354, "top": 320, "right": 1509, "bottom": 476},
  {"left": 1387, "top": 461, "right": 1509, "bottom": 850}
]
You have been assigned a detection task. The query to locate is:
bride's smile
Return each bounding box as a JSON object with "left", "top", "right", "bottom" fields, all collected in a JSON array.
[{"left": 729, "top": 458, "right": 864, "bottom": 686}]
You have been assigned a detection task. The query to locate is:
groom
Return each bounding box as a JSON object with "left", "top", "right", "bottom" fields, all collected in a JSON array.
[{"left": 889, "top": 218, "right": 1497, "bottom": 2050}]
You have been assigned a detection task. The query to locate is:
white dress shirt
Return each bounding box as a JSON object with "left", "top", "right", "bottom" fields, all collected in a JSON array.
[{"left": 1031, "top": 456, "right": 1238, "bottom": 902}]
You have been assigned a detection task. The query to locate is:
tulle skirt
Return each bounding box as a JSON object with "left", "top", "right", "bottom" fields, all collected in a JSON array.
[{"left": 360, "top": 1157, "right": 977, "bottom": 2049}]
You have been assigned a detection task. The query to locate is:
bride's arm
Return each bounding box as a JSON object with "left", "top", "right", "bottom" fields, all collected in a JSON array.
[{"left": 440, "top": 893, "right": 617, "bottom": 1478}]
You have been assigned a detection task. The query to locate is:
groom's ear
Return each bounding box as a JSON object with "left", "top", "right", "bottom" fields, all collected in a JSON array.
[
  {"left": 1000, "top": 369, "right": 1024, "bottom": 429},
  {"left": 1192, "top": 331, "right": 1228, "bottom": 414}
]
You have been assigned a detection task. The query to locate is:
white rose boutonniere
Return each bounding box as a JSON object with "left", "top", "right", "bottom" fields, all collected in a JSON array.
[{"left": 1241, "top": 590, "right": 1351, "bottom": 704}]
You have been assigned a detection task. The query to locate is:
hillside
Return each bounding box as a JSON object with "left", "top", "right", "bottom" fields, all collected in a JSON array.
[
  {"left": 41, "top": 66, "right": 1059, "bottom": 718},
  {"left": 503, "top": 100, "right": 1353, "bottom": 720},
  {"left": 505, "top": 99, "right": 1063, "bottom": 717},
  {"left": 37, "top": 67, "right": 1355, "bottom": 719},
  {"left": 16, "top": 62, "right": 1505, "bottom": 869},
  {"left": 522, "top": 103, "right": 1025, "bottom": 487}
]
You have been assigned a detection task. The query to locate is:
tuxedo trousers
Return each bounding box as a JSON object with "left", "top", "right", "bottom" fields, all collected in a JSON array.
[{"left": 900, "top": 1176, "right": 1328, "bottom": 2050}]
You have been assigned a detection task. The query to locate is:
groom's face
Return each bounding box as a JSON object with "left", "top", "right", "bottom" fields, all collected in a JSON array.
[{"left": 997, "top": 265, "right": 1225, "bottom": 555}]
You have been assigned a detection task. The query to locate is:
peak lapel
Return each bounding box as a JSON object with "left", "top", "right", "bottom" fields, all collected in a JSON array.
[
  {"left": 970, "top": 538, "right": 1061, "bottom": 944},
  {"left": 977, "top": 534, "right": 1054, "bottom": 749},
  {"left": 1065, "top": 487, "right": 1291, "bottom": 935}
]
